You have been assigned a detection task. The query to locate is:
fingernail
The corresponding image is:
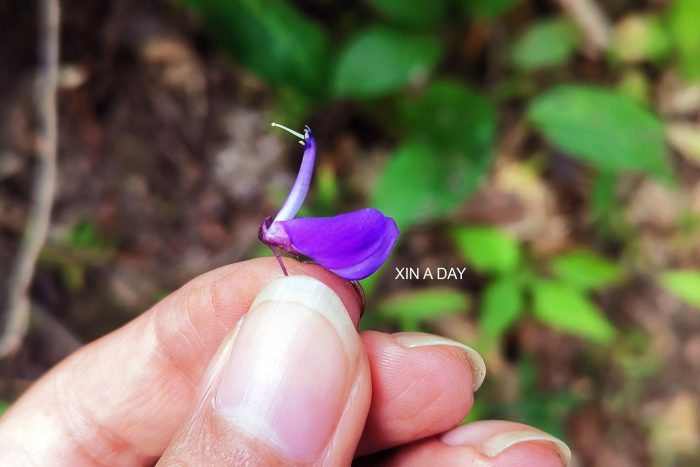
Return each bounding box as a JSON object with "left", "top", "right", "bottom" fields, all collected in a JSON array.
[
  {"left": 443, "top": 427, "right": 571, "bottom": 466},
  {"left": 393, "top": 333, "right": 486, "bottom": 390},
  {"left": 212, "top": 276, "right": 359, "bottom": 463}
]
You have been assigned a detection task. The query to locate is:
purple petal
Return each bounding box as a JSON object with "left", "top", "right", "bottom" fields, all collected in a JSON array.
[
  {"left": 277, "top": 208, "right": 399, "bottom": 280},
  {"left": 274, "top": 126, "right": 316, "bottom": 222}
]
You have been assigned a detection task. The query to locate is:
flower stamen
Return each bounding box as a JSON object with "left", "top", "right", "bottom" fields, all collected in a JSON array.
[{"left": 271, "top": 122, "right": 305, "bottom": 143}]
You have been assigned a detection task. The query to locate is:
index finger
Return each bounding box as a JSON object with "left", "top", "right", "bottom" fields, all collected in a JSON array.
[{"left": 0, "top": 257, "right": 361, "bottom": 466}]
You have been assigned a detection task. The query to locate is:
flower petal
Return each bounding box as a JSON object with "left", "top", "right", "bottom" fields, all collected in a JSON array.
[
  {"left": 274, "top": 126, "right": 316, "bottom": 222},
  {"left": 278, "top": 208, "right": 399, "bottom": 280}
]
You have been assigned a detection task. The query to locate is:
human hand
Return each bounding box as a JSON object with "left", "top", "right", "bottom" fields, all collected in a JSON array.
[{"left": 0, "top": 258, "right": 570, "bottom": 466}]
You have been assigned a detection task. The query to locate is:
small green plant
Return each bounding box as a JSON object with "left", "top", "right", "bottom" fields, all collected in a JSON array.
[
  {"left": 453, "top": 226, "right": 621, "bottom": 344},
  {"left": 658, "top": 270, "right": 700, "bottom": 308},
  {"left": 369, "top": 287, "right": 471, "bottom": 332}
]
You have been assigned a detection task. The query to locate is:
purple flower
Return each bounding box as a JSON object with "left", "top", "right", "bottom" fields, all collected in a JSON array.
[{"left": 259, "top": 123, "right": 399, "bottom": 280}]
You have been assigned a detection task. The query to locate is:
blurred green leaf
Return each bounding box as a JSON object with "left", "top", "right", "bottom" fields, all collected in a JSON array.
[
  {"left": 612, "top": 14, "right": 670, "bottom": 64},
  {"left": 69, "top": 220, "right": 103, "bottom": 249},
  {"left": 369, "top": 0, "right": 448, "bottom": 28},
  {"left": 590, "top": 172, "right": 617, "bottom": 221},
  {"left": 182, "top": 0, "right": 330, "bottom": 97},
  {"left": 0, "top": 400, "right": 8, "bottom": 416},
  {"left": 616, "top": 70, "right": 651, "bottom": 105},
  {"left": 378, "top": 288, "right": 470, "bottom": 331},
  {"left": 373, "top": 143, "right": 471, "bottom": 229},
  {"left": 532, "top": 281, "right": 616, "bottom": 344},
  {"left": 512, "top": 19, "right": 580, "bottom": 71},
  {"left": 374, "top": 82, "right": 495, "bottom": 228},
  {"left": 667, "top": 0, "right": 700, "bottom": 80},
  {"left": 550, "top": 249, "right": 624, "bottom": 290},
  {"left": 658, "top": 270, "right": 700, "bottom": 308},
  {"left": 400, "top": 80, "right": 497, "bottom": 153},
  {"left": 333, "top": 27, "right": 441, "bottom": 98},
  {"left": 451, "top": 226, "right": 521, "bottom": 275},
  {"left": 461, "top": 0, "right": 521, "bottom": 18},
  {"left": 480, "top": 277, "right": 523, "bottom": 337},
  {"left": 527, "top": 85, "right": 672, "bottom": 181},
  {"left": 314, "top": 164, "right": 340, "bottom": 215}
]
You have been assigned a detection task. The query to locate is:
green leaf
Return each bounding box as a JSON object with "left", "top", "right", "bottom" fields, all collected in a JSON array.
[
  {"left": 372, "top": 143, "right": 446, "bottom": 228},
  {"left": 451, "top": 226, "right": 521, "bottom": 275},
  {"left": 527, "top": 85, "right": 672, "bottom": 181},
  {"left": 69, "top": 220, "right": 105, "bottom": 249},
  {"left": 372, "top": 142, "right": 485, "bottom": 229},
  {"left": 369, "top": 0, "right": 448, "bottom": 28},
  {"left": 400, "top": 80, "right": 497, "bottom": 153},
  {"left": 182, "top": 0, "right": 330, "bottom": 97},
  {"left": 480, "top": 278, "right": 523, "bottom": 337},
  {"left": 333, "top": 27, "right": 441, "bottom": 98},
  {"left": 532, "top": 281, "right": 616, "bottom": 344},
  {"left": 512, "top": 19, "right": 580, "bottom": 71},
  {"left": 667, "top": 0, "right": 700, "bottom": 80},
  {"left": 378, "top": 288, "right": 470, "bottom": 331},
  {"left": 373, "top": 82, "right": 496, "bottom": 228},
  {"left": 461, "top": 0, "right": 521, "bottom": 18},
  {"left": 658, "top": 270, "right": 700, "bottom": 308},
  {"left": 550, "top": 249, "right": 624, "bottom": 290}
]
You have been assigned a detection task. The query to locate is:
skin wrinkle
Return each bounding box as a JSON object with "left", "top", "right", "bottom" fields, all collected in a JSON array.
[
  {"left": 151, "top": 266, "right": 238, "bottom": 387},
  {"left": 386, "top": 375, "right": 456, "bottom": 437},
  {"left": 412, "top": 350, "right": 470, "bottom": 429},
  {"left": 368, "top": 343, "right": 471, "bottom": 446},
  {"left": 130, "top": 263, "right": 275, "bottom": 461},
  {"left": 51, "top": 368, "right": 145, "bottom": 467},
  {"left": 208, "top": 269, "right": 229, "bottom": 331},
  {"left": 150, "top": 312, "right": 200, "bottom": 406},
  {"left": 409, "top": 386, "right": 453, "bottom": 433},
  {"left": 388, "top": 378, "right": 422, "bottom": 416},
  {"left": 182, "top": 282, "right": 214, "bottom": 373}
]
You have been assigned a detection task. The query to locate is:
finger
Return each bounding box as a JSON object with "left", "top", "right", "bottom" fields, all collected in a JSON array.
[
  {"left": 357, "top": 331, "right": 485, "bottom": 455},
  {"left": 158, "top": 276, "right": 371, "bottom": 466},
  {"left": 373, "top": 420, "right": 571, "bottom": 467},
  {"left": 0, "top": 258, "right": 361, "bottom": 466}
]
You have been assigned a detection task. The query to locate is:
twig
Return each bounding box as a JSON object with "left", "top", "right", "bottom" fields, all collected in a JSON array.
[
  {"left": 0, "top": 0, "right": 60, "bottom": 358},
  {"left": 553, "top": 0, "right": 612, "bottom": 56}
]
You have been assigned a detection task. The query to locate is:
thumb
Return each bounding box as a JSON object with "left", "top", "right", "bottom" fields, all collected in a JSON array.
[{"left": 158, "top": 275, "right": 370, "bottom": 466}]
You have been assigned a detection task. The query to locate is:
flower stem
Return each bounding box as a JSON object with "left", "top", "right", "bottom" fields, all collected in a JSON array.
[{"left": 268, "top": 245, "right": 289, "bottom": 276}]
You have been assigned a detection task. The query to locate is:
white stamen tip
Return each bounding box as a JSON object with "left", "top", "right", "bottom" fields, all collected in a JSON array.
[{"left": 271, "top": 122, "right": 305, "bottom": 140}]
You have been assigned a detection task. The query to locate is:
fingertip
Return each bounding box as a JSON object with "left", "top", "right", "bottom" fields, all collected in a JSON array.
[
  {"left": 375, "top": 422, "right": 569, "bottom": 467},
  {"left": 358, "top": 331, "right": 476, "bottom": 454},
  {"left": 441, "top": 421, "right": 571, "bottom": 466},
  {"left": 392, "top": 332, "right": 486, "bottom": 390}
]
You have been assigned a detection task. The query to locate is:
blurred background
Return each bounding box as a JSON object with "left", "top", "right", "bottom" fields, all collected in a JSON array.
[{"left": 1, "top": 0, "right": 700, "bottom": 465}]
